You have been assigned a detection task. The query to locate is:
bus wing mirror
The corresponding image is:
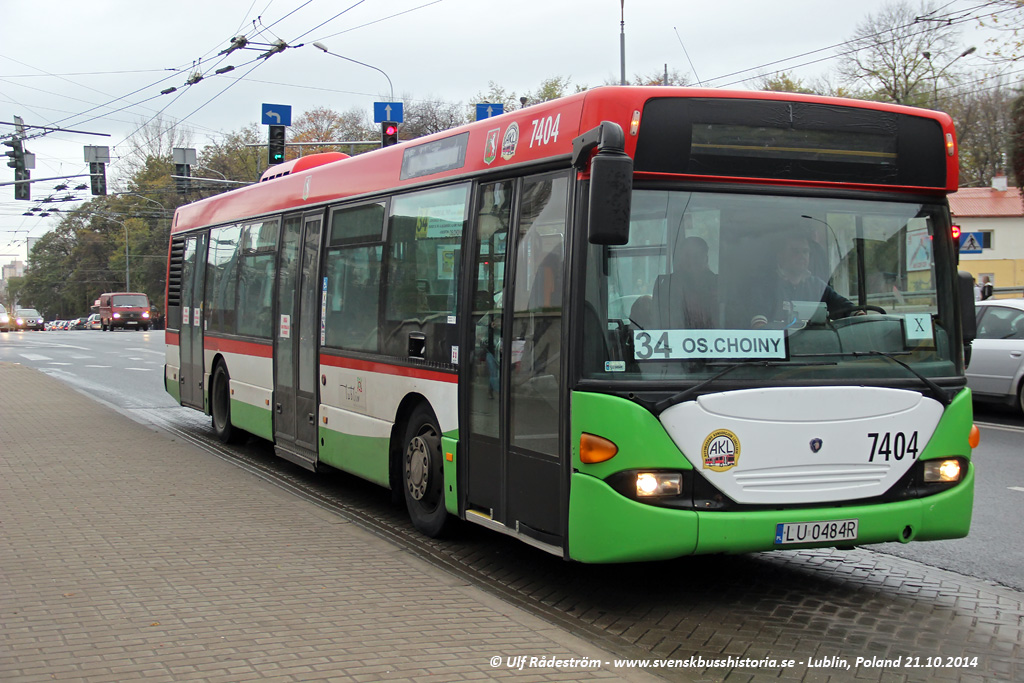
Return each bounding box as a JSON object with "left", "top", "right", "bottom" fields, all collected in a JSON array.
[
  {"left": 573, "top": 121, "right": 633, "bottom": 246},
  {"left": 957, "top": 271, "right": 976, "bottom": 343}
]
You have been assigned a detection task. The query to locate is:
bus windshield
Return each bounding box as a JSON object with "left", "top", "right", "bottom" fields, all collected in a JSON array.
[{"left": 582, "top": 189, "right": 958, "bottom": 384}]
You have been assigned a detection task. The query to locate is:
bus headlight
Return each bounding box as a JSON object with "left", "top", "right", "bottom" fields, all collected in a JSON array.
[
  {"left": 923, "top": 459, "right": 961, "bottom": 483},
  {"left": 636, "top": 472, "right": 683, "bottom": 497}
]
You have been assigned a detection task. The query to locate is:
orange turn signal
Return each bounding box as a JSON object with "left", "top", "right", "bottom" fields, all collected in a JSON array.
[
  {"left": 580, "top": 433, "right": 618, "bottom": 464},
  {"left": 969, "top": 424, "right": 980, "bottom": 449}
]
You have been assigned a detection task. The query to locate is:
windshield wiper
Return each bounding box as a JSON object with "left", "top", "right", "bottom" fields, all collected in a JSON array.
[
  {"left": 647, "top": 359, "right": 837, "bottom": 414},
  {"left": 802, "top": 350, "right": 953, "bottom": 406}
]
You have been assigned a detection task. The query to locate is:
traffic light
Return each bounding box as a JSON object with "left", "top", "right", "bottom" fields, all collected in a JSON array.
[
  {"left": 90, "top": 162, "right": 107, "bottom": 196},
  {"left": 174, "top": 162, "right": 191, "bottom": 194},
  {"left": 3, "top": 137, "right": 30, "bottom": 200},
  {"left": 381, "top": 121, "right": 399, "bottom": 147},
  {"left": 268, "top": 125, "right": 286, "bottom": 164}
]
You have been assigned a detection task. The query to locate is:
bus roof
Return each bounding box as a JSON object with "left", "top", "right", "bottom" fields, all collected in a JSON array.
[{"left": 171, "top": 87, "right": 958, "bottom": 235}]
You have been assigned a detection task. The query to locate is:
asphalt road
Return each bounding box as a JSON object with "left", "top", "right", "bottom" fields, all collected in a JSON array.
[{"left": 2, "top": 328, "right": 1022, "bottom": 591}]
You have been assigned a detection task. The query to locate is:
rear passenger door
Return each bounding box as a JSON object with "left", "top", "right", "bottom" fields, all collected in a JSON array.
[{"left": 179, "top": 233, "right": 208, "bottom": 409}]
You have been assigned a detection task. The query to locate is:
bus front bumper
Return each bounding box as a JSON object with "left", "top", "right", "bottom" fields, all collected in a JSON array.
[{"left": 567, "top": 467, "right": 974, "bottom": 563}]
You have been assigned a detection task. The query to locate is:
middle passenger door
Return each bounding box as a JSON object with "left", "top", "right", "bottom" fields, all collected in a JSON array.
[
  {"left": 273, "top": 211, "right": 322, "bottom": 469},
  {"left": 462, "top": 171, "right": 570, "bottom": 549}
]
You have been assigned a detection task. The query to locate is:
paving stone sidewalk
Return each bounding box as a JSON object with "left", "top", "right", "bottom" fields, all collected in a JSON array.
[{"left": 0, "top": 363, "right": 661, "bottom": 683}]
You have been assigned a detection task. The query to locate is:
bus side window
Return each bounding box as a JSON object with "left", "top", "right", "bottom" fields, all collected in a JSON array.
[{"left": 384, "top": 185, "right": 469, "bottom": 363}]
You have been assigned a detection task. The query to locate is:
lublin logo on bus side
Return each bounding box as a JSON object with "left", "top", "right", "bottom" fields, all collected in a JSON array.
[
  {"left": 484, "top": 128, "right": 500, "bottom": 165},
  {"left": 702, "top": 429, "right": 741, "bottom": 471}
]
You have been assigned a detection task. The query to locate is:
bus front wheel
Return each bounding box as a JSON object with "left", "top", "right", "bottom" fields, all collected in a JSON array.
[{"left": 402, "top": 404, "right": 448, "bottom": 537}]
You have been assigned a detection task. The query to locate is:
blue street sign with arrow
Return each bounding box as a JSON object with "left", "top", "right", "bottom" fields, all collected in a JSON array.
[
  {"left": 476, "top": 103, "right": 504, "bottom": 120},
  {"left": 262, "top": 104, "right": 292, "bottom": 127},
  {"left": 374, "top": 102, "right": 404, "bottom": 123}
]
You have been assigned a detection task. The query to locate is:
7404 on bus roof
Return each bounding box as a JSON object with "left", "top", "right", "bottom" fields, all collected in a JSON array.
[{"left": 165, "top": 86, "right": 978, "bottom": 563}]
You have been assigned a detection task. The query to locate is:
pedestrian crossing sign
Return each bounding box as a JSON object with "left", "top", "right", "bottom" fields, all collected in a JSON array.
[{"left": 959, "top": 232, "right": 983, "bottom": 254}]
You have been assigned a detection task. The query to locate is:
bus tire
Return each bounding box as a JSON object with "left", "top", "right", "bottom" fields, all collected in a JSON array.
[
  {"left": 211, "top": 362, "right": 245, "bottom": 444},
  {"left": 401, "top": 404, "right": 448, "bottom": 537}
]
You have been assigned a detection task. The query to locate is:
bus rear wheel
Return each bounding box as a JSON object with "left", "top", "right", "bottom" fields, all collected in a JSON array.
[
  {"left": 402, "top": 404, "right": 448, "bottom": 537},
  {"left": 211, "top": 363, "right": 245, "bottom": 444}
]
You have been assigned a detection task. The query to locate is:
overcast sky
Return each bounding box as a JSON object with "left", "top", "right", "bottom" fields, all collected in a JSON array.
[{"left": 1, "top": 0, "right": 991, "bottom": 259}]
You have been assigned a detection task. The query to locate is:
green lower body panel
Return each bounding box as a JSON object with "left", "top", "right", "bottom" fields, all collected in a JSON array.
[
  {"left": 165, "top": 376, "right": 180, "bottom": 403},
  {"left": 441, "top": 436, "right": 459, "bottom": 516},
  {"left": 318, "top": 428, "right": 390, "bottom": 488},
  {"left": 568, "top": 466, "right": 974, "bottom": 563},
  {"left": 568, "top": 473, "right": 699, "bottom": 563},
  {"left": 230, "top": 399, "right": 273, "bottom": 441}
]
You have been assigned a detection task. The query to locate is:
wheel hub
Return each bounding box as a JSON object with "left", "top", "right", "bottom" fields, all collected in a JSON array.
[{"left": 406, "top": 433, "right": 437, "bottom": 501}]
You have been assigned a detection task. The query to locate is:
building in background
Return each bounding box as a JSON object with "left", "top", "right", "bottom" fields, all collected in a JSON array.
[
  {"left": 1, "top": 259, "right": 26, "bottom": 308},
  {"left": 950, "top": 175, "right": 1024, "bottom": 296}
]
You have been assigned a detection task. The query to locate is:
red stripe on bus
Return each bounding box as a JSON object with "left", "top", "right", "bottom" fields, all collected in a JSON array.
[
  {"left": 204, "top": 336, "right": 274, "bottom": 358},
  {"left": 320, "top": 354, "right": 458, "bottom": 384},
  {"left": 166, "top": 330, "right": 179, "bottom": 346}
]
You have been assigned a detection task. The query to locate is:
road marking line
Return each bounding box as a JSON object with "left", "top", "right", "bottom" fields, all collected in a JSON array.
[
  {"left": 127, "top": 347, "right": 165, "bottom": 356},
  {"left": 125, "top": 368, "right": 153, "bottom": 371},
  {"left": 1009, "top": 487, "right": 1024, "bottom": 493},
  {"left": 975, "top": 421, "right": 1024, "bottom": 434},
  {"left": 19, "top": 353, "right": 51, "bottom": 361}
]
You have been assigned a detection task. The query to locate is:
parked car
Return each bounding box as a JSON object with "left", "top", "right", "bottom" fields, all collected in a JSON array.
[
  {"left": 967, "top": 299, "right": 1024, "bottom": 415},
  {"left": 15, "top": 308, "right": 45, "bottom": 331},
  {"left": 0, "top": 304, "right": 11, "bottom": 332}
]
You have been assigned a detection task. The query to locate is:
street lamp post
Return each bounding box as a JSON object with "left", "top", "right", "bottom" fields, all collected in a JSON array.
[
  {"left": 923, "top": 46, "right": 976, "bottom": 107},
  {"left": 312, "top": 42, "right": 394, "bottom": 102}
]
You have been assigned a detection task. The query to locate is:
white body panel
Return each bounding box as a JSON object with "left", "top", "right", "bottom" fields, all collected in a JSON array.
[
  {"left": 659, "top": 386, "right": 943, "bottom": 505},
  {"left": 206, "top": 350, "right": 273, "bottom": 410},
  {"left": 319, "top": 363, "right": 458, "bottom": 436}
]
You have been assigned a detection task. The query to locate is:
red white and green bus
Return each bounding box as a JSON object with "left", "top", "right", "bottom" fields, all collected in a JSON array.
[{"left": 165, "top": 87, "right": 978, "bottom": 563}]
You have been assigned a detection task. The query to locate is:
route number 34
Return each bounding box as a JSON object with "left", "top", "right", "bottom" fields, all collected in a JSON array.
[
  {"left": 529, "top": 115, "right": 561, "bottom": 148},
  {"left": 867, "top": 431, "right": 919, "bottom": 462}
]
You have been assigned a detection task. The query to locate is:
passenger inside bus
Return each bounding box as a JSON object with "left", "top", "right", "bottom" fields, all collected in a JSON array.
[{"left": 651, "top": 235, "right": 719, "bottom": 329}]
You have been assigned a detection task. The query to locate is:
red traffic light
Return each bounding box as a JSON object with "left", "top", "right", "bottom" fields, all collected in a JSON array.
[
  {"left": 381, "top": 121, "right": 399, "bottom": 147},
  {"left": 951, "top": 224, "right": 961, "bottom": 241}
]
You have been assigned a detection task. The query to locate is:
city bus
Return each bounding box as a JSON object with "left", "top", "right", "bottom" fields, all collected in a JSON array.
[{"left": 165, "top": 87, "right": 978, "bottom": 563}]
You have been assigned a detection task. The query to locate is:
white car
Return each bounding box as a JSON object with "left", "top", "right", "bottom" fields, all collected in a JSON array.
[{"left": 967, "top": 298, "right": 1024, "bottom": 414}]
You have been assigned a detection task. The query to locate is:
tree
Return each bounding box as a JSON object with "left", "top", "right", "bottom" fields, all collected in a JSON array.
[
  {"left": 200, "top": 124, "right": 268, "bottom": 185},
  {"left": 471, "top": 82, "right": 521, "bottom": 113},
  {"left": 289, "top": 106, "right": 378, "bottom": 156},
  {"left": 836, "top": 1, "right": 963, "bottom": 105},
  {"left": 976, "top": 0, "right": 1024, "bottom": 64},
  {"left": 754, "top": 72, "right": 819, "bottom": 94},
  {"left": 119, "top": 115, "right": 195, "bottom": 186},
  {"left": 400, "top": 97, "right": 468, "bottom": 139},
  {"left": 946, "top": 81, "right": 1015, "bottom": 187},
  {"left": 1009, "top": 93, "right": 1024, "bottom": 189}
]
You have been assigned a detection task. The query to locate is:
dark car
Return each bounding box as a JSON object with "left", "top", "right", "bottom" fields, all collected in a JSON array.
[{"left": 15, "top": 308, "right": 45, "bottom": 331}]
